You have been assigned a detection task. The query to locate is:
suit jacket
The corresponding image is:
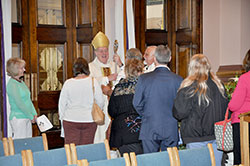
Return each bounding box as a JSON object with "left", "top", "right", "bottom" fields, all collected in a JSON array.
[{"left": 133, "top": 67, "right": 183, "bottom": 140}]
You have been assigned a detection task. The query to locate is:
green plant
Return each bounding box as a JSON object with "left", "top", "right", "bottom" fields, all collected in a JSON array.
[{"left": 224, "top": 75, "right": 239, "bottom": 100}]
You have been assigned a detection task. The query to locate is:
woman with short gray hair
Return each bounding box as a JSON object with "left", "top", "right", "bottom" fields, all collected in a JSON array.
[{"left": 6, "top": 57, "right": 37, "bottom": 139}]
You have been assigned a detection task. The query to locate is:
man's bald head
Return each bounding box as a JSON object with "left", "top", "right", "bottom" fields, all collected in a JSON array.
[{"left": 144, "top": 46, "right": 157, "bottom": 66}]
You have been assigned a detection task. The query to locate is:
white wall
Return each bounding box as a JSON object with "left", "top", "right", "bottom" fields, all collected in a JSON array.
[
  {"left": 220, "top": 0, "right": 241, "bottom": 66},
  {"left": 105, "top": 0, "right": 115, "bottom": 61},
  {"left": 240, "top": 0, "right": 250, "bottom": 60},
  {"left": 203, "top": 0, "right": 250, "bottom": 72},
  {"left": 203, "top": 0, "right": 220, "bottom": 73},
  {"left": 2, "top": 0, "right": 12, "bottom": 137}
]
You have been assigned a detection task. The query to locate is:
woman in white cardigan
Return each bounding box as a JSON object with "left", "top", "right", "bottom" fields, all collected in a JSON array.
[{"left": 59, "top": 57, "right": 104, "bottom": 145}]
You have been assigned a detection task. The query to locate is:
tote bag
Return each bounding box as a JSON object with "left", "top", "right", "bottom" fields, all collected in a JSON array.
[
  {"left": 214, "top": 107, "right": 233, "bottom": 151},
  {"left": 91, "top": 77, "right": 105, "bottom": 125}
]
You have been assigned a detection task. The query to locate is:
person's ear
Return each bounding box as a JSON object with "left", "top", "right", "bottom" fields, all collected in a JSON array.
[
  {"left": 168, "top": 56, "right": 172, "bottom": 62},
  {"left": 153, "top": 56, "right": 158, "bottom": 65}
]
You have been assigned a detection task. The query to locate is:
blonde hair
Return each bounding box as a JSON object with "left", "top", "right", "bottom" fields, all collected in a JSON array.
[
  {"left": 179, "top": 54, "right": 225, "bottom": 105},
  {"left": 125, "top": 59, "right": 144, "bottom": 78},
  {"left": 7, "top": 57, "right": 25, "bottom": 77}
]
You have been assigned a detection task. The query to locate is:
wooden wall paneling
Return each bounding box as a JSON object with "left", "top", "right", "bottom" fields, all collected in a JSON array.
[
  {"left": 28, "top": 0, "right": 38, "bottom": 74},
  {"left": 176, "top": 43, "right": 197, "bottom": 78},
  {"left": 95, "top": 0, "right": 105, "bottom": 34},
  {"left": 65, "top": 0, "right": 76, "bottom": 79},
  {"left": 145, "top": 30, "right": 168, "bottom": 45},
  {"left": 176, "top": 0, "right": 191, "bottom": 31},
  {"left": 76, "top": 0, "right": 104, "bottom": 63},
  {"left": 38, "top": 92, "right": 60, "bottom": 110},
  {"left": 135, "top": 0, "right": 202, "bottom": 77},
  {"left": 134, "top": 0, "right": 146, "bottom": 52},
  {"left": 77, "top": 27, "right": 93, "bottom": 43},
  {"left": 170, "top": 0, "right": 176, "bottom": 73},
  {"left": 145, "top": 0, "right": 169, "bottom": 47},
  {"left": 167, "top": 0, "right": 172, "bottom": 48},
  {"left": 28, "top": 0, "right": 39, "bottom": 137},
  {"left": 91, "top": 0, "right": 104, "bottom": 35},
  {"left": 37, "top": 27, "right": 67, "bottom": 43},
  {"left": 12, "top": 25, "right": 22, "bottom": 43},
  {"left": 216, "top": 65, "right": 245, "bottom": 83},
  {"left": 77, "top": 0, "right": 92, "bottom": 25},
  {"left": 21, "top": 0, "right": 30, "bottom": 72},
  {"left": 173, "top": 0, "right": 202, "bottom": 78},
  {"left": 28, "top": 0, "right": 38, "bottom": 108}
]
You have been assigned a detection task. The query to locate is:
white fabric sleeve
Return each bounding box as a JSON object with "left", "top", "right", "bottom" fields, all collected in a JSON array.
[
  {"left": 58, "top": 81, "right": 69, "bottom": 120},
  {"left": 93, "top": 78, "right": 105, "bottom": 110}
]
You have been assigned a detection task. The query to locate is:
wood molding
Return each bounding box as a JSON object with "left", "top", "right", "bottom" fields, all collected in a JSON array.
[{"left": 216, "top": 64, "right": 245, "bottom": 83}]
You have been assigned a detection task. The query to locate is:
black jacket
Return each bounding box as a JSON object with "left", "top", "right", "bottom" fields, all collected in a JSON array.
[
  {"left": 108, "top": 77, "right": 141, "bottom": 149},
  {"left": 173, "top": 77, "right": 228, "bottom": 144}
]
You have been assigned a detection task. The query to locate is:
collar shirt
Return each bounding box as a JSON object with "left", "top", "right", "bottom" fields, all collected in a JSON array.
[{"left": 143, "top": 63, "right": 156, "bottom": 73}]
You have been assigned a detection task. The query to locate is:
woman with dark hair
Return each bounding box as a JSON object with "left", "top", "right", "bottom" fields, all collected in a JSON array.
[
  {"left": 228, "top": 49, "right": 250, "bottom": 165},
  {"left": 6, "top": 57, "right": 37, "bottom": 139},
  {"left": 108, "top": 59, "right": 144, "bottom": 156},
  {"left": 173, "top": 54, "right": 228, "bottom": 166},
  {"left": 59, "top": 57, "right": 104, "bottom": 145}
]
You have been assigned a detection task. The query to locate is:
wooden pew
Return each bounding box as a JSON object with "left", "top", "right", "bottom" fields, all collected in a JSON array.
[{"left": 239, "top": 111, "right": 250, "bottom": 166}]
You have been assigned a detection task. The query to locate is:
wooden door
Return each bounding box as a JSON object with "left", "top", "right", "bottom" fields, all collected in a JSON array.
[
  {"left": 11, "top": 0, "right": 104, "bottom": 145},
  {"left": 134, "top": 0, "right": 202, "bottom": 78}
]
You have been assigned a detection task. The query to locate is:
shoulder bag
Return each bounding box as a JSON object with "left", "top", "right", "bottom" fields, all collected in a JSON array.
[
  {"left": 91, "top": 77, "right": 105, "bottom": 125},
  {"left": 214, "top": 107, "right": 233, "bottom": 151}
]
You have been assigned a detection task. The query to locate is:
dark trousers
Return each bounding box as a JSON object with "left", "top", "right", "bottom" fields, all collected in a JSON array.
[
  {"left": 63, "top": 120, "right": 97, "bottom": 145},
  {"left": 233, "top": 123, "right": 241, "bottom": 165},
  {"left": 232, "top": 122, "right": 250, "bottom": 165},
  {"left": 142, "top": 139, "right": 177, "bottom": 153},
  {"left": 118, "top": 142, "right": 143, "bottom": 156}
]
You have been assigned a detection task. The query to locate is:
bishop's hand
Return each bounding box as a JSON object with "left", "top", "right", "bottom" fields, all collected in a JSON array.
[{"left": 113, "top": 54, "right": 123, "bottom": 67}]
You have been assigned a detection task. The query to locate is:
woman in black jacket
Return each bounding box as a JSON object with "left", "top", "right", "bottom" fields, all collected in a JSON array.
[
  {"left": 173, "top": 54, "right": 228, "bottom": 166},
  {"left": 108, "top": 58, "right": 144, "bottom": 156}
]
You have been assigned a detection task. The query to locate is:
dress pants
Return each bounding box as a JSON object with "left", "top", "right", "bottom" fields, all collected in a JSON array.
[
  {"left": 10, "top": 117, "right": 32, "bottom": 139},
  {"left": 142, "top": 139, "right": 177, "bottom": 153},
  {"left": 63, "top": 120, "right": 97, "bottom": 145}
]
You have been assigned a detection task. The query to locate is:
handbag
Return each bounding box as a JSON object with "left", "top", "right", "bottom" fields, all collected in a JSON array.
[
  {"left": 214, "top": 107, "right": 233, "bottom": 151},
  {"left": 91, "top": 77, "right": 105, "bottom": 125}
]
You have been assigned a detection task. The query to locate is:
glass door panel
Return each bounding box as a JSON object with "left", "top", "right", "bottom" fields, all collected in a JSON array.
[
  {"left": 77, "top": 43, "right": 93, "bottom": 63},
  {"left": 12, "top": 43, "right": 22, "bottom": 58},
  {"left": 11, "top": 0, "right": 21, "bottom": 23},
  {"left": 37, "top": 0, "right": 64, "bottom": 25},
  {"left": 146, "top": 0, "right": 165, "bottom": 30},
  {"left": 77, "top": 0, "right": 92, "bottom": 26},
  {"left": 38, "top": 44, "right": 64, "bottom": 91}
]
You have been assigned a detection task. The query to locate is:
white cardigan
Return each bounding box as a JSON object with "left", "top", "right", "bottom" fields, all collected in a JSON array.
[{"left": 58, "top": 77, "right": 104, "bottom": 122}]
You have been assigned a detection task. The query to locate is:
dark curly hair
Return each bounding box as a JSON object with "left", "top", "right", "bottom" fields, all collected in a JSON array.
[
  {"left": 243, "top": 49, "right": 250, "bottom": 72},
  {"left": 73, "top": 57, "right": 90, "bottom": 77}
]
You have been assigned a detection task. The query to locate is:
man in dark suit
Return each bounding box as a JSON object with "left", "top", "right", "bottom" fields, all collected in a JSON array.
[{"left": 133, "top": 45, "right": 183, "bottom": 153}]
